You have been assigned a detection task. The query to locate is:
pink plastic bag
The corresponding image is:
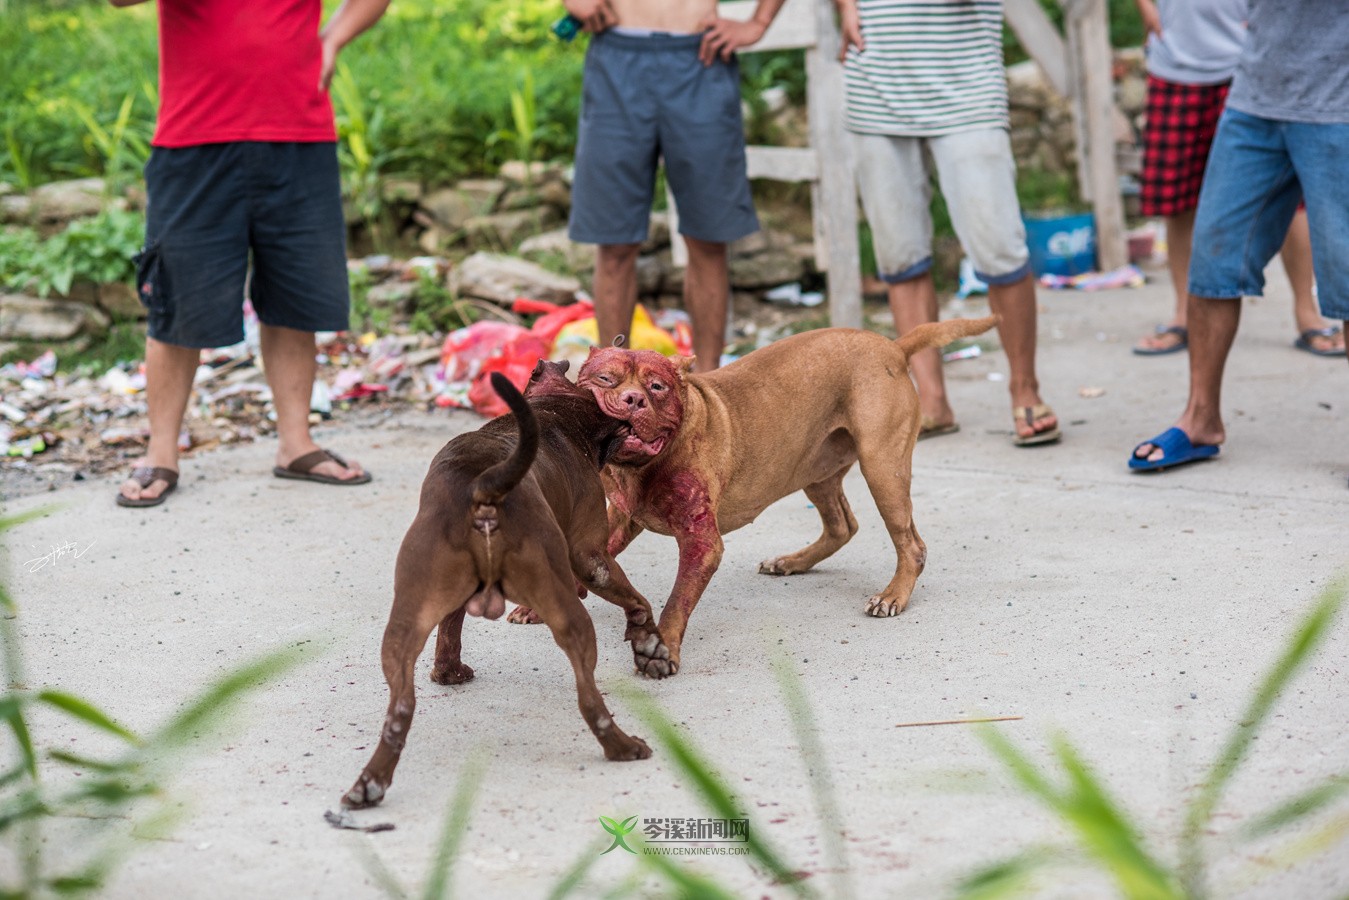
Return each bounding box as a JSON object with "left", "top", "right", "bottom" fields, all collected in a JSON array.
[{"left": 439, "top": 321, "right": 548, "bottom": 417}]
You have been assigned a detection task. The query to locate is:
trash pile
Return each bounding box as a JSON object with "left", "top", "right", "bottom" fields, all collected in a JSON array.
[{"left": 0, "top": 281, "right": 696, "bottom": 477}]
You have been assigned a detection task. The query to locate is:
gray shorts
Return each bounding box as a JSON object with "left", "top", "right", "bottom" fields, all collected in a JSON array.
[
  {"left": 853, "top": 128, "right": 1032, "bottom": 285},
  {"left": 569, "top": 29, "right": 759, "bottom": 246}
]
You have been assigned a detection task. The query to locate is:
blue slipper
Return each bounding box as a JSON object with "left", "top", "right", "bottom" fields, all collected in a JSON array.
[
  {"left": 1133, "top": 325, "right": 1188, "bottom": 356},
  {"left": 1129, "top": 427, "right": 1219, "bottom": 472}
]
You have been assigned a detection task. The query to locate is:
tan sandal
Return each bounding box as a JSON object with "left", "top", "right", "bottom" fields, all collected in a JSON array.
[
  {"left": 1012, "top": 404, "right": 1061, "bottom": 447},
  {"left": 917, "top": 415, "right": 960, "bottom": 441}
]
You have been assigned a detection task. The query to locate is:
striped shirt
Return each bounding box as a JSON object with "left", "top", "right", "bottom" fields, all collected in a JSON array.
[{"left": 844, "top": 0, "right": 1010, "bottom": 137}]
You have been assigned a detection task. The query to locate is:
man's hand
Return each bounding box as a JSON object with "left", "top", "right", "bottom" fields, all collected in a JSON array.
[
  {"left": 836, "top": 0, "right": 864, "bottom": 61},
  {"left": 318, "top": 0, "right": 391, "bottom": 92},
  {"left": 697, "top": 16, "right": 768, "bottom": 64},
  {"left": 566, "top": 0, "right": 617, "bottom": 34},
  {"left": 1135, "top": 0, "right": 1163, "bottom": 39}
]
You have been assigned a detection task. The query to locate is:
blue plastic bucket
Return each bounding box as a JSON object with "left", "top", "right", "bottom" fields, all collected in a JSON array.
[{"left": 1023, "top": 212, "right": 1097, "bottom": 276}]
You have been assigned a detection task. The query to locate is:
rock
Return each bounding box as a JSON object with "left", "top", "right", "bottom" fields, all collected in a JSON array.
[
  {"left": 421, "top": 182, "right": 502, "bottom": 231},
  {"left": 932, "top": 236, "right": 963, "bottom": 281},
  {"left": 635, "top": 254, "right": 664, "bottom": 295},
  {"left": 728, "top": 248, "right": 803, "bottom": 289},
  {"left": 730, "top": 230, "right": 773, "bottom": 257},
  {"left": 789, "top": 241, "right": 818, "bottom": 271},
  {"left": 537, "top": 179, "right": 571, "bottom": 212},
  {"left": 96, "top": 281, "right": 144, "bottom": 320},
  {"left": 518, "top": 228, "right": 596, "bottom": 271},
  {"left": 417, "top": 226, "right": 451, "bottom": 254},
  {"left": 54, "top": 281, "right": 99, "bottom": 305},
  {"left": 29, "top": 178, "right": 106, "bottom": 224},
  {"left": 497, "top": 188, "right": 544, "bottom": 212},
  {"left": 365, "top": 279, "right": 419, "bottom": 312},
  {"left": 656, "top": 250, "right": 685, "bottom": 295},
  {"left": 463, "top": 207, "right": 562, "bottom": 251},
  {"left": 642, "top": 213, "right": 671, "bottom": 253},
  {"left": 1, "top": 193, "right": 34, "bottom": 224},
  {"left": 1006, "top": 60, "right": 1055, "bottom": 108},
  {"left": 0, "top": 294, "right": 110, "bottom": 341},
  {"left": 449, "top": 252, "right": 581, "bottom": 305},
  {"left": 381, "top": 179, "right": 424, "bottom": 204},
  {"left": 1116, "top": 73, "right": 1147, "bottom": 117},
  {"left": 498, "top": 160, "right": 564, "bottom": 186}
]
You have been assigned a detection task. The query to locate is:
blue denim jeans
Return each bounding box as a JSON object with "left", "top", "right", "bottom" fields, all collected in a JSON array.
[{"left": 1189, "top": 108, "right": 1349, "bottom": 319}]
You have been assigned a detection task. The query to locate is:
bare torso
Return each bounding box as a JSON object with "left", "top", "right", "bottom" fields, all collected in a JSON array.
[{"left": 610, "top": 0, "right": 719, "bottom": 32}]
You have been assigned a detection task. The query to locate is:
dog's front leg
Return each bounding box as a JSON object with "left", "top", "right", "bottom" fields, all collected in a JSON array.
[
  {"left": 656, "top": 519, "right": 723, "bottom": 674},
  {"left": 606, "top": 503, "right": 644, "bottom": 558}
]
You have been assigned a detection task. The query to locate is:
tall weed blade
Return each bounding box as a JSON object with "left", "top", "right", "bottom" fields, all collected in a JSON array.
[
  {"left": 419, "top": 752, "right": 486, "bottom": 900},
  {"left": 637, "top": 847, "right": 740, "bottom": 900},
  {"left": 623, "top": 688, "right": 810, "bottom": 896},
  {"left": 36, "top": 690, "right": 140, "bottom": 745},
  {"left": 142, "top": 646, "right": 307, "bottom": 754},
  {"left": 1049, "top": 736, "right": 1179, "bottom": 899},
  {"left": 771, "top": 654, "right": 851, "bottom": 898},
  {"left": 1242, "top": 776, "right": 1349, "bottom": 839},
  {"left": 1181, "top": 581, "right": 1346, "bottom": 889},
  {"left": 954, "top": 848, "right": 1057, "bottom": 900}
]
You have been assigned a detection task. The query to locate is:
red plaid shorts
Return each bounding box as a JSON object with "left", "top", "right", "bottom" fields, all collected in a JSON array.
[{"left": 1139, "top": 75, "right": 1231, "bottom": 217}]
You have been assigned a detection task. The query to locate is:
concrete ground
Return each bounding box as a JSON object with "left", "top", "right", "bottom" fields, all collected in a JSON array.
[{"left": 4, "top": 264, "right": 1347, "bottom": 899}]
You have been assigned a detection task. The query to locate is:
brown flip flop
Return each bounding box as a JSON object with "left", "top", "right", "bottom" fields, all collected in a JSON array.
[
  {"left": 1012, "top": 404, "right": 1062, "bottom": 447},
  {"left": 273, "top": 449, "right": 372, "bottom": 485},
  {"left": 917, "top": 415, "right": 960, "bottom": 441},
  {"left": 116, "top": 466, "right": 179, "bottom": 508}
]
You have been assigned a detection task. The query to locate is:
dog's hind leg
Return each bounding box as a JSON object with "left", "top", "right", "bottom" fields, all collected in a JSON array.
[
  {"left": 430, "top": 606, "right": 474, "bottom": 684},
  {"left": 344, "top": 538, "right": 476, "bottom": 808},
  {"left": 855, "top": 442, "right": 925, "bottom": 618},
  {"left": 513, "top": 561, "right": 653, "bottom": 761},
  {"left": 758, "top": 465, "right": 859, "bottom": 576}
]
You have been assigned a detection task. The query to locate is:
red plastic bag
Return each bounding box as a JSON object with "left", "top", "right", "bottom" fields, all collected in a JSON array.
[
  {"left": 439, "top": 321, "right": 548, "bottom": 417},
  {"left": 512, "top": 297, "right": 595, "bottom": 348}
]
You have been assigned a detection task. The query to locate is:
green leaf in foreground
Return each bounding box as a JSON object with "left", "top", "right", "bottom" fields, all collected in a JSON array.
[
  {"left": 621, "top": 687, "right": 811, "bottom": 896},
  {"left": 36, "top": 690, "right": 141, "bottom": 745}
]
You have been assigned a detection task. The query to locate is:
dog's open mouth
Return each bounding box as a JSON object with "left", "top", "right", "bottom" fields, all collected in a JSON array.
[{"left": 620, "top": 432, "right": 666, "bottom": 456}]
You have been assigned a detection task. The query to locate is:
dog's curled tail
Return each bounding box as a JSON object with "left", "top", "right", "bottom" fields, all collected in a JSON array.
[
  {"left": 896, "top": 314, "right": 1000, "bottom": 360},
  {"left": 470, "top": 373, "right": 539, "bottom": 511}
]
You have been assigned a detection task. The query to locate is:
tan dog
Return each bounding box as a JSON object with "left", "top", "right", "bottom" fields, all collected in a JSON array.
[
  {"left": 342, "top": 366, "right": 664, "bottom": 809},
  {"left": 566, "top": 316, "right": 999, "bottom": 674}
]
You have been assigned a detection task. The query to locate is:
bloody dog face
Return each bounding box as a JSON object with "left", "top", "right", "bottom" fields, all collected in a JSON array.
[{"left": 577, "top": 348, "right": 689, "bottom": 464}]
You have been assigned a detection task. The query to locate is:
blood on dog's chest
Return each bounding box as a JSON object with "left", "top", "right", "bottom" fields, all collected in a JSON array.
[{"left": 640, "top": 469, "right": 713, "bottom": 534}]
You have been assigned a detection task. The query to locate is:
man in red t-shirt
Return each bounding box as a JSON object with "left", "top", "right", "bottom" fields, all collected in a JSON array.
[{"left": 112, "top": 0, "right": 389, "bottom": 507}]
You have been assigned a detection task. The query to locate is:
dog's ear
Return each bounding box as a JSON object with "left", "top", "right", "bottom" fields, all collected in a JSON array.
[
  {"left": 585, "top": 346, "right": 599, "bottom": 361},
  {"left": 555, "top": 359, "right": 570, "bottom": 375},
  {"left": 674, "top": 354, "right": 696, "bottom": 380},
  {"left": 530, "top": 359, "right": 547, "bottom": 380}
]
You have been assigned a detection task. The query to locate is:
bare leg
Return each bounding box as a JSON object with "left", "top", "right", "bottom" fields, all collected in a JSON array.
[
  {"left": 988, "top": 273, "right": 1057, "bottom": 439},
  {"left": 888, "top": 273, "right": 954, "bottom": 428},
  {"left": 1284, "top": 210, "right": 1344, "bottom": 353},
  {"left": 1135, "top": 294, "right": 1239, "bottom": 462},
  {"left": 593, "top": 243, "right": 641, "bottom": 349},
  {"left": 1136, "top": 210, "right": 1195, "bottom": 351},
  {"left": 119, "top": 337, "right": 198, "bottom": 502},
  {"left": 683, "top": 236, "right": 729, "bottom": 372},
  {"left": 261, "top": 323, "right": 363, "bottom": 480}
]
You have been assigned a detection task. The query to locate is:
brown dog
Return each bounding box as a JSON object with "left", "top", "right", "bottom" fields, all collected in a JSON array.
[
  {"left": 561, "top": 317, "right": 999, "bottom": 674},
  {"left": 342, "top": 365, "right": 668, "bottom": 809}
]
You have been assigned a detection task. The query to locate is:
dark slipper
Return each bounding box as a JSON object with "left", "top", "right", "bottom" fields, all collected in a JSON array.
[
  {"left": 918, "top": 415, "right": 960, "bottom": 441},
  {"left": 273, "top": 449, "right": 372, "bottom": 485},
  {"left": 116, "top": 466, "right": 179, "bottom": 508},
  {"left": 1293, "top": 326, "right": 1346, "bottom": 358},
  {"left": 1129, "top": 427, "right": 1219, "bottom": 473},
  {"left": 1133, "top": 325, "right": 1188, "bottom": 356}
]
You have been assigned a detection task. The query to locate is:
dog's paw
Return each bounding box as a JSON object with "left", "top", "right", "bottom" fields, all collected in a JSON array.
[
  {"left": 864, "top": 594, "right": 908, "bottom": 618},
  {"left": 506, "top": 605, "right": 543, "bottom": 625},
  {"left": 631, "top": 632, "right": 677, "bottom": 679},
  {"left": 341, "top": 774, "right": 386, "bottom": 809},
  {"left": 758, "top": 555, "right": 806, "bottom": 576},
  {"left": 605, "top": 733, "right": 653, "bottom": 761},
  {"left": 429, "top": 661, "right": 475, "bottom": 685}
]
